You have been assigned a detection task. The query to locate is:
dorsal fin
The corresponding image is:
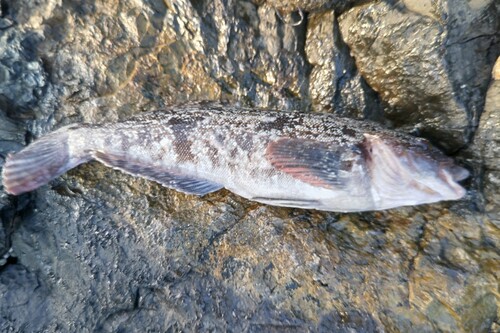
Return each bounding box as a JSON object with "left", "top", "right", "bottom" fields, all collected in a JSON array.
[
  {"left": 265, "top": 138, "right": 345, "bottom": 189},
  {"left": 92, "top": 151, "right": 222, "bottom": 196}
]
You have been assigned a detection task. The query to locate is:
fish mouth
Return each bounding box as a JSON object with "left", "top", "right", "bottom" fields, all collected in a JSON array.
[
  {"left": 437, "top": 164, "right": 469, "bottom": 199},
  {"left": 402, "top": 147, "right": 469, "bottom": 199},
  {"left": 362, "top": 133, "right": 469, "bottom": 203},
  {"left": 445, "top": 165, "right": 469, "bottom": 182}
]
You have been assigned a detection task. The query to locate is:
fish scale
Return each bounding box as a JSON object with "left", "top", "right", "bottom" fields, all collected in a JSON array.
[{"left": 1, "top": 104, "right": 468, "bottom": 212}]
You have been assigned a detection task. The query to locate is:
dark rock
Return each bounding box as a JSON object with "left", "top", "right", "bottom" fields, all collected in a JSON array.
[
  {"left": 191, "top": 0, "right": 312, "bottom": 111},
  {"left": 339, "top": 0, "right": 500, "bottom": 151},
  {"left": 0, "top": 28, "right": 48, "bottom": 118},
  {"left": 305, "top": 10, "right": 382, "bottom": 120},
  {"left": 473, "top": 57, "right": 500, "bottom": 221},
  {"left": 264, "top": 0, "right": 371, "bottom": 14}
]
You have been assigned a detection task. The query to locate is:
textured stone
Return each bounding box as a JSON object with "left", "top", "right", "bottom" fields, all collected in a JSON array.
[
  {"left": 0, "top": 0, "right": 499, "bottom": 332},
  {"left": 305, "top": 10, "right": 382, "bottom": 120},
  {"left": 339, "top": 0, "right": 500, "bottom": 151},
  {"left": 474, "top": 57, "right": 500, "bottom": 221},
  {"left": 190, "top": 0, "right": 312, "bottom": 111},
  {"left": 264, "top": 0, "right": 371, "bottom": 14}
]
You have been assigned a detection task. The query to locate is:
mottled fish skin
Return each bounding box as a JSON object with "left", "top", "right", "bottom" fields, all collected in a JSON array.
[{"left": 1, "top": 104, "right": 469, "bottom": 212}]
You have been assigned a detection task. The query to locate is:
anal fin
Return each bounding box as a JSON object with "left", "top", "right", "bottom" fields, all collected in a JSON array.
[{"left": 92, "top": 151, "right": 223, "bottom": 196}]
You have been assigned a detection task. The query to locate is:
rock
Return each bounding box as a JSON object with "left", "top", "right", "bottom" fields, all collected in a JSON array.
[
  {"left": 0, "top": 112, "right": 25, "bottom": 262},
  {"left": 305, "top": 10, "right": 382, "bottom": 120},
  {"left": 474, "top": 57, "right": 500, "bottom": 221},
  {"left": 191, "top": 0, "right": 312, "bottom": 111},
  {"left": 338, "top": 0, "right": 500, "bottom": 152},
  {"left": 494, "top": 57, "right": 500, "bottom": 80},
  {"left": 264, "top": 0, "right": 371, "bottom": 14},
  {"left": 0, "top": 0, "right": 499, "bottom": 332}
]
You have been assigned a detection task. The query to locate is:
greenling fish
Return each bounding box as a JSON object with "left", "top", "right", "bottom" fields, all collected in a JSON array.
[{"left": 1, "top": 104, "right": 469, "bottom": 212}]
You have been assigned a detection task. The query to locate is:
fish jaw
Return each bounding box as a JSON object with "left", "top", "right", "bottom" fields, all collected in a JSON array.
[{"left": 363, "top": 134, "right": 468, "bottom": 209}]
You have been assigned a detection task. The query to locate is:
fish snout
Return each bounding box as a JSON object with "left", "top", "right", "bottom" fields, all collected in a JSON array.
[
  {"left": 438, "top": 169, "right": 467, "bottom": 200},
  {"left": 437, "top": 163, "right": 469, "bottom": 199},
  {"left": 444, "top": 164, "right": 469, "bottom": 182}
]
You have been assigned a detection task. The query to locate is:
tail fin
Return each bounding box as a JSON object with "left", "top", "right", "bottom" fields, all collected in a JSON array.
[{"left": 2, "top": 125, "right": 91, "bottom": 195}]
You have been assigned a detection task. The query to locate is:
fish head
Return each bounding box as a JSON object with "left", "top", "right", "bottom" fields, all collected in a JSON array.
[{"left": 361, "top": 133, "right": 469, "bottom": 208}]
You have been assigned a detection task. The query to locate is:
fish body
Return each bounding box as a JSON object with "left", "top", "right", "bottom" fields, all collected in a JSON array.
[{"left": 1, "top": 104, "right": 468, "bottom": 212}]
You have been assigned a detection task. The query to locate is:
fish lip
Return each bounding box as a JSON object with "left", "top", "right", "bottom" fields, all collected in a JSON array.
[
  {"left": 406, "top": 149, "right": 469, "bottom": 198},
  {"left": 446, "top": 165, "right": 469, "bottom": 182},
  {"left": 438, "top": 167, "right": 467, "bottom": 199},
  {"left": 361, "top": 132, "right": 469, "bottom": 202}
]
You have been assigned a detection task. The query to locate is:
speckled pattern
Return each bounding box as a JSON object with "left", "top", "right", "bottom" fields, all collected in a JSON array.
[{"left": 3, "top": 104, "right": 468, "bottom": 212}]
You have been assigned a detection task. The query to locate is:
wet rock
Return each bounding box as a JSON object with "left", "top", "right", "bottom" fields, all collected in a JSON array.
[
  {"left": 264, "top": 0, "right": 371, "bottom": 14},
  {"left": 0, "top": 264, "right": 46, "bottom": 331},
  {"left": 191, "top": 0, "right": 312, "bottom": 111},
  {"left": 0, "top": 0, "right": 499, "bottom": 332},
  {"left": 338, "top": 0, "right": 500, "bottom": 151},
  {"left": 305, "top": 10, "right": 382, "bottom": 119},
  {"left": 474, "top": 57, "right": 500, "bottom": 221},
  {"left": 0, "top": 112, "right": 24, "bottom": 156},
  {"left": 0, "top": 28, "right": 48, "bottom": 120},
  {"left": 0, "top": 111, "right": 24, "bottom": 262}
]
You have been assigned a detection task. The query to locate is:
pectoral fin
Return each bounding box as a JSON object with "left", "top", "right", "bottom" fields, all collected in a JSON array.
[
  {"left": 92, "top": 151, "right": 222, "bottom": 196},
  {"left": 265, "top": 138, "right": 344, "bottom": 189}
]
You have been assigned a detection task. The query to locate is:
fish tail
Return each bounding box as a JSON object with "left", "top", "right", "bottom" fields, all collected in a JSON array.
[{"left": 2, "top": 125, "right": 91, "bottom": 195}]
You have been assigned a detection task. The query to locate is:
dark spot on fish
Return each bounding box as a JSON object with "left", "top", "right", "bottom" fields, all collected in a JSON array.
[
  {"left": 235, "top": 132, "right": 253, "bottom": 151},
  {"left": 167, "top": 115, "right": 205, "bottom": 126},
  {"left": 340, "top": 159, "right": 354, "bottom": 171},
  {"left": 250, "top": 167, "right": 278, "bottom": 179},
  {"left": 256, "top": 115, "right": 289, "bottom": 132},
  {"left": 208, "top": 146, "right": 219, "bottom": 167},
  {"left": 165, "top": 116, "right": 204, "bottom": 163},
  {"left": 173, "top": 130, "right": 196, "bottom": 163},
  {"left": 341, "top": 126, "right": 356, "bottom": 138},
  {"left": 230, "top": 147, "right": 238, "bottom": 159},
  {"left": 293, "top": 114, "right": 305, "bottom": 127},
  {"left": 358, "top": 138, "right": 372, "bottom": 162},
  {"left": 121, "top": 134, "right": 133, "bottom": 149},
  {"left": 214, "top": 132, "right": 225, "bottom": 145}
]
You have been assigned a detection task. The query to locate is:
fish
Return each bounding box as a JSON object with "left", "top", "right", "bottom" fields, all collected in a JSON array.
[{"left": 1, "top": 104, "right": 469, "bottom": 212}]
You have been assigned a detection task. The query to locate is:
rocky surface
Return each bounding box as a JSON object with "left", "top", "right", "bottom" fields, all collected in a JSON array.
[
  {"left": 0, "top": 0, "right": 499, "bottom": 332},
  {"left": 339, "top": 0, "right": 499, "bottom": 152},
  {"left": 264, "top": 0, "right": 372, "bottom": 15},
  {"left": 473, "top": 57, "right": 500, "bottom": 223}
]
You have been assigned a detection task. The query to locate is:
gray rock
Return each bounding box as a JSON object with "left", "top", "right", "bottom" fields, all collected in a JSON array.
[
  {"left": 305, "top": 10, "right": 382, "bottom": 120},
  {"left": 0, "top": 112, "right": 24, "bottom": 262},
  {"left": 264, "top": 0, "right": 371, "bottom": 14},
  {"left": 473, "top": 57, "right": 500, "bottom": 221},
  {"left": 191, "top": 0, "right": 311, "bottom": 111},
  {"left": 0, "top": 0, "right": 499, "bottom": 332},
  {"left": 339, "top": 0, "right": 500, "bottom": 152}
]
